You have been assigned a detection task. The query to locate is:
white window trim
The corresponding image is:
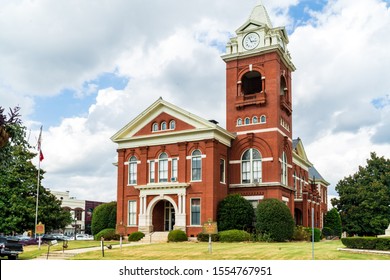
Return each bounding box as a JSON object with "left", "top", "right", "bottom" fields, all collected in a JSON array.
[{"left": 128, "top": 200, "right": 137, "bottom": 226}]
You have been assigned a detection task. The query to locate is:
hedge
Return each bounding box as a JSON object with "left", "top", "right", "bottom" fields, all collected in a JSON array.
[
  {"left": 95, "top": 228, "right": 120, "bottom": 241},
  {"left": 305, "top": 227, "right": 322, "bottom": 242},
  {"left": 341, "top": 237, "right": 390, "bottom": 251},
  {"left": 168, "top": 230, "right": 188, "bottom": 242},
  {"left": 128, "top": 231, "right": 145, "bottom": 242},
  {"left": 219, "top": 229, "right": 251, "bottom": 242},
  {"left": 197, "top": 232, "right": 219, "bottom": 242}
]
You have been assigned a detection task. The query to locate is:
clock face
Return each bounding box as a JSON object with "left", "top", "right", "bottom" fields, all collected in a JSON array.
[{"left": 243, "top": 32, "right": 260, "bottom": 50}]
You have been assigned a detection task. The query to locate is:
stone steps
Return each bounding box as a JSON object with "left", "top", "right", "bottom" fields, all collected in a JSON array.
[{"left": 140, "top": 231, "right": 169, "bottom": 243}]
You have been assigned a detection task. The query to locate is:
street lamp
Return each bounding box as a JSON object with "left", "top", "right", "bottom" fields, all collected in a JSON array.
[{"left": 73, "top": 214, "right": 77, "bottom": 240}]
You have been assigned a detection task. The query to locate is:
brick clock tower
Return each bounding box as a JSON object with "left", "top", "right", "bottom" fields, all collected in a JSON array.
[{"left": 222, "top": 3, "right": 297, "bottom": 209}]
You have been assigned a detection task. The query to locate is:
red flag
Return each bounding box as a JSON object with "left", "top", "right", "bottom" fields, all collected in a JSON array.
[{"left": 37, "top": 126, "right": 44, "bottom": 161}]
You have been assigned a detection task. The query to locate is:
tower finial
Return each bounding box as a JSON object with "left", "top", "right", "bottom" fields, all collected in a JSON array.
[{"left": 249, "top": 1, "right": 272, "bottom": 28}]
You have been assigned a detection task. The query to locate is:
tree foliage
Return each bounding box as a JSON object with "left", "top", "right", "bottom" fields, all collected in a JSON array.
[
  {"left": 256, "top": 198, "right": 295, "bottom": 242},
  {"left": 332, "top": 153, "right": 390, "bottom": 236},
  {"left": 0, "top": 121, "right": 72, "bottom": 234},
  {"left": 324, "top": 208, "right": 342, "bottom": 238},
  {"left": 217, "top": 194, "right": 255, "bottom": 231},
  {"left": 91, "top": 201, "right": 117, "bottom": 235}
]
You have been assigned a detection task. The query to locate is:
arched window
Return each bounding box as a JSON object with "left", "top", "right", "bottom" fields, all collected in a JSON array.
[
  {"left": 169, "top": 120, "right": 176, "bottom": 130},
  {"left": 191, "top": 150, "right": 202, "bottom": 181},
  {"left": 158, "top": 152, "right": 168, "bottom": 182},
  {"left": 280, "top": 75, "right": 287, "bottom": 96},
  {"left": 252, "top": 116, "right": 258, "bottom": 124},
  {"left": 281, "top": 152, "right": 288, "bottom": 185},
  {"left": 128, "top": 156, "right": 137, "bottom": 185},
  {"left": 152, "top": 122, "right": 158, "bottom": 132},
  {"left": 161, "top": 121, "right": 167, "bottom": 130},
  {"left": 260, "top": 115, "right": 266, "bottom": 123},
  {"left": 242, "top": 71, "right": 262, "bottom": 95},
  {"left": 241, "top": 148, "right": 262, "bottom": 184},
  {"left": 244, "top": 117, "right": 250, "bottom": 125},
  {"left": 237, "top": 118, "right": 242, "bottom": 126}
]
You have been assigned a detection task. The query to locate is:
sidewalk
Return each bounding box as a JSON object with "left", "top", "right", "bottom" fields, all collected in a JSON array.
[{"left": 34, "top": 242, "right": 148, "bottom": 260}]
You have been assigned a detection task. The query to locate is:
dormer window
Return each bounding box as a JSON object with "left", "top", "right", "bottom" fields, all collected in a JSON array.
[
  {"left": 152, "top": 122, "right": 158, "bottom": 132},
  {"left": 161, "top": 121, "right": 167, "bottom": 130},
  {"left": 169, "top": 120, "right": 176, "bottom": 130}
]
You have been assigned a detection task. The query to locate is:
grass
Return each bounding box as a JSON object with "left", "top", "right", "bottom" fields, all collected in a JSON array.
[
  {"left": 18, "top": 240, "right": 119, "bottom": 260},
  {"left": 66, "top": 240, "right": 390, "bottom": 260}
]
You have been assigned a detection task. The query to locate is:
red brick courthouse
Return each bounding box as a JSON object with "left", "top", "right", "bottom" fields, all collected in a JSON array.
[{"left": 111, "top": 3, "right": 329, "bottom": 237}]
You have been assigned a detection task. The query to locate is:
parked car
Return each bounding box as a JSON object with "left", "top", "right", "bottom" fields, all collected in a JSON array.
[
  {"left": 16, "top": 236, "right": 39, "bottom": 246},
  {"left": 75, "top": 234, "right": 94, "bottom": 240},
  {"left": 0, "top": 236, "right": 24, "bottom": 259}
]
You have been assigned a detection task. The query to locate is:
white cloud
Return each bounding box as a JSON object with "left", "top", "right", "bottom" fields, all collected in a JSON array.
[{"left": 3, "top": 0, "right": 390, "bottom": 202}]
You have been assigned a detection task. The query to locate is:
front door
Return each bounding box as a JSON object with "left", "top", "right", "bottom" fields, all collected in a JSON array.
[{"left": 164, "top": 201, "right": 175, "bottom": 231}]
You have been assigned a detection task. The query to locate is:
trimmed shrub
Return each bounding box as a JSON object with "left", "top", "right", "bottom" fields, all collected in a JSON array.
[
  {"left": 197, "top": 232, "right": 219, "bottom": 242},
  {"left": 95, "top": 228, "right": 120, "bottom": 241},
  {"left": 219, "top": 229, "right": 251, "bottom": 242},
  {"left": 91, "top": 202, "right": 117, "bottom": 236},
  {"left": 217, "top": 194, "right": 255, "bottom": 231},
  {"left": 304, "top": 227, "right": 322, "bottom": 242},
  {"left": 293, "top": 226, "right": 310, "bottom": 241},
  {"left": 128, "top": 231, "right": 145, "bottom": 242},
  {"left": 168, "top": 230, "right": 188, "bottom": 242},
  {"left": 256, "top": 199, "right": 295, "bottom": 242},
  {"left": 341, "top": 237, "right": 390, "bottom": 251}
]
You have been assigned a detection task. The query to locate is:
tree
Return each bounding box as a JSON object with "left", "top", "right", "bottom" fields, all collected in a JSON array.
[
  {"left": 332, "top": 153, "right": 390, "bottom": 236},
  {"left": 256, "top": 198, "right": 295, "bottom": 242},
  {"left": 323, "top": 208, "right": 342, "bottom": 238},
  {"left": 217, "top": 194, "right": 255, "bottom": 231},
  {"left": 0, "top": 118, "right": 72, "bottom": 234},
  {"left": 91, "top": 201, "right": 117, "bottom": 235}
]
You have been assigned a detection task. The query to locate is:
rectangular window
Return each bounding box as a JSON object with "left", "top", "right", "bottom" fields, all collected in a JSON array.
[
  {"left": 191, "top": 198, "right": 201, "bottom": 225},
  {"left": 253, "top": 160, "right": 262, "bottom": 182},
  {"left": 159, "top": 159, "right": 168, "bottom": 182},
  {"left": 171, "top": 158, "right": 178, "bottom": 181},
  {"left": 242, "top": 161, "right": 250, "bottom": 183},
  {"left": 220, "top": 159, "right": 225, "bottom": 183},
  {"left": 149, "top": 161, "right": 155, "bottom": 183},
  {"left": 129, "top": 162, "right": 137, "bottom": 185},
  {"left": 191, "top": 157, "right": 201, "bottom": 181},
  {"left": 128, "top": 200, "right": 137, "bottom": 226}
]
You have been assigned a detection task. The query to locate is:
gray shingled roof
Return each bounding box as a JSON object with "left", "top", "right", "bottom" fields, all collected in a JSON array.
[{"left": 308, "top": 166, "right": 325, "bottom": 181}]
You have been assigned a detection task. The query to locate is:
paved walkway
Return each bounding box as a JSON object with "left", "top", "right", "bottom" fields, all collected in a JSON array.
[{"left": 34, "top": 242, "right": 149, "bottom": 260}]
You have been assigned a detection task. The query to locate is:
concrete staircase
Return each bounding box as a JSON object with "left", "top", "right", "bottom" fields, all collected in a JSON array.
[{"left": 140, "top": 231, "right": 169, "bottom": 243}]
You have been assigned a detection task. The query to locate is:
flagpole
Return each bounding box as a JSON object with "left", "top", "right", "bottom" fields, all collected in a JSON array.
[{"left": 34, "top": 126, "right": 42, "bottom": 239}]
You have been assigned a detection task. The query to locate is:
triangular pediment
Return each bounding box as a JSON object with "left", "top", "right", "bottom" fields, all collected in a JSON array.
[
  {"left": 236, "top": 20, "right": 264, "bottom": 34},
  {"left": 292, "top": 138, "right": 312, "bottom": 168},
  {"left": 111, "top": 98, "right": 235, "bottom": 148}
]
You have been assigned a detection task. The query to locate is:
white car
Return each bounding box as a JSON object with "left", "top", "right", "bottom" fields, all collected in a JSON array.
[{"left": 75, "top": 234, "right": 94, "bottom": 240}]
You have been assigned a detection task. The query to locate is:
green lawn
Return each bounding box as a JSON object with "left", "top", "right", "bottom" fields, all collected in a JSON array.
[{"left": 66, "top": 240, "right": 390, "bottom": 260}]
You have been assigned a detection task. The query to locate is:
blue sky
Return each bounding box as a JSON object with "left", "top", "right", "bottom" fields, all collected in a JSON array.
[
  {"left": 1, "top": 0, "right": 390, "bottom": 202},
  {"left": 32, "top": 72, "right": 129, "bottom": 127},
  {"left": 28, "top": 0, "right": 331, "bottom": 129}
]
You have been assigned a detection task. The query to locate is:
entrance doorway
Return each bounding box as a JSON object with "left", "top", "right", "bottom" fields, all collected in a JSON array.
[
  {"left": 152, "top": 200, "right": 176, "bottom": 232},
  {"left": 164, "top": 201, "right": 175, "bottom": 231}
]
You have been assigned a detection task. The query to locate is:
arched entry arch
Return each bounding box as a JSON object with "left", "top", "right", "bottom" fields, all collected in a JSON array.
[
  {"left": 147, "top": 196, "right": 178, "bottom": 232},
  {"left": 137, "top": 187, "right": 188, "bottom": 234}
]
